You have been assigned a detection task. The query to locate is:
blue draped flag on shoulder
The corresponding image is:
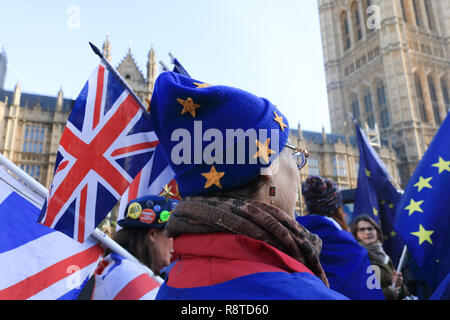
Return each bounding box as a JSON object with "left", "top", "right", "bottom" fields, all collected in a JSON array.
[
  {"left": 353, "top": 122, "right": 404, "bottom": 265},
  {"left": 394, "top": 113, "right": 450, "bottom": 292}
]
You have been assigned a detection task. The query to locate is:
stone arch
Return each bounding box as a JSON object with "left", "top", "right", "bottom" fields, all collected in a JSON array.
[{"left": 439, "top": 76, "right": 450, "bottom": 113}]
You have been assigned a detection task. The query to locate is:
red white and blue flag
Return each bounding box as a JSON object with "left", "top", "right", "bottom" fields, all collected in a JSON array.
[
  {"left": 38, "top": 63, "right": 158, "bottom": 242},
  {"left": 0, "top": 163, "right": 104, "bottom": 300},
  {"left": 92, "top": 252, "right": 161, "bottom": 300},
  {"left": 117, "top": 145, "right": 178, "bottom": 225}
]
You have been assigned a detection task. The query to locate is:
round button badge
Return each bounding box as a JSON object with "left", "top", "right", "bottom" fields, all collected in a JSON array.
[{"left": 127, "top": 202, "right": 142, "bottom": 220}]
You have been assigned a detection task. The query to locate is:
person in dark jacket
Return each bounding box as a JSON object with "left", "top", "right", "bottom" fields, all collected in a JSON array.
[
  {"left": 297, "top": 176, "right": 385, "bottom": 300},
  {"left": 149, "top": 71, "right": 347, "bottom": 300},
  {"left": 351, "top": 215, "right": 409, "bottom": 300}
]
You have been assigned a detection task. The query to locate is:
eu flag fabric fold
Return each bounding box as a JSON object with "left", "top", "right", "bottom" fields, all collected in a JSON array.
[
  {"left": 0, "top": 163, "right": 103, "bottom": 300},
  {"left": 297, "top": 215, "right": 385, "bottom": 300},
  {"left": 394, "top": 114, "right": 450, "bottom": 292},
  {"left": 353, "top": 123, "right": 404, "bottom": 265},
  {"left": 171, "top": 57, "right": 191, "bottom": 78},
  {"left": 38, "top": 63, "right": 158, "bottom": 242}
]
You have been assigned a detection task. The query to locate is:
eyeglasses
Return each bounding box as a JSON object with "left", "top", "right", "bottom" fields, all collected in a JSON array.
[
  {"left": 285, "top": 143, "right": 309, "bottom": 170},
  {"left": 357, "top": 227, "right": 375, "bottom": 233}
]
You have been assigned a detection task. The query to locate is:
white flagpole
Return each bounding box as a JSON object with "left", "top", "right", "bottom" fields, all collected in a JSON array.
[{"left": 0, "top": 152, "right": 163, "bottom": 284}]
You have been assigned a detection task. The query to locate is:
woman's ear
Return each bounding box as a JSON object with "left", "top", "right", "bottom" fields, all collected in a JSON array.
[{"left": 147, "top": 229, "right": 157, "bottom": 242}]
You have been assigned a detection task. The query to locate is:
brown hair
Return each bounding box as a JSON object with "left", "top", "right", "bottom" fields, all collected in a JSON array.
[
  {"left": 328, "top": 207, "right": 350, "bottom": 231},
  {"left": 105, "top": 227, "right": 161, "bottom": 273},
  {"left": 350, "top": 215, "right": 383, "bottom": 244}
]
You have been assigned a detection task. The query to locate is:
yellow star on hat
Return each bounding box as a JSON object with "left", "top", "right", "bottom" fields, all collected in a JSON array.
[
  {"left": 273, "top": 111, "right": 287, "bottom": 131},
  {"left": 160, "top": 184, "right": 175, "bottom": 201},
  {"left": 254, "top": 138, "right": 276, "bottom": 164},
  {"left": 177, "top": 97, "right": 201, "bottom": 118},
  {"left": 201, "top": 166, "right": 225, "bottom": 189},
  {"left": 193, "top": 82, "right": 211, "bottom": 89}
]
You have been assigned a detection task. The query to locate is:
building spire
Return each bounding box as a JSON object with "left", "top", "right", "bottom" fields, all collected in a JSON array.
[
  {"left": 0, "top": 46, "right": 7, "bottom": 90},
  {"left": 147, "top": 44, "right": 157, "bottom": 93},
  {"left": 102, "top": 33, "right": 112, "bottom": 62},
  {"left": 13, "top": 81, "right": 21, "bottom": 106}
]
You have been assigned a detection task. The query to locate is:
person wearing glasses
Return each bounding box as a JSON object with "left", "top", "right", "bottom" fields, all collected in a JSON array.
[
  {"left": 147, "top": 71, "right": 347, "bottom": 300},
  {"left": 351, "top": 215, "right": 409, "bottom": 300},
  {"left": 296, "top": 176, "right": 385, "bottom": 300}
]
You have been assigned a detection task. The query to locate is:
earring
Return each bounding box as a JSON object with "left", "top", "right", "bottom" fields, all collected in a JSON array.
[{"left": 269, "top": 179, "right": 276, "bottom": 205}]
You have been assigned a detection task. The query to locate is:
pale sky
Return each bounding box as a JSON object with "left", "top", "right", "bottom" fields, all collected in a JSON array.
[{"left": 0, "top": 0, "right": 331, "bottom": 132}]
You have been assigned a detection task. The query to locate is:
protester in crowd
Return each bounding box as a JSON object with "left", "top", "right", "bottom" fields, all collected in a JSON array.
[
  {"left": 297, "top": 176, "right": 385, "bottom": 300},
  {"left": 91, "top": 195, "right": 177, "bottom": 300},
  {"left": 351, "top": 215, "right": 409, "bottom": 300},
  {"left": 149, "top": 71, "right": 347, "bottom": 300}
]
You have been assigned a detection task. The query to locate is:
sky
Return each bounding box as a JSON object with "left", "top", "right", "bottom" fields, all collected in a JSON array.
[{"left": 0, "top": 0, "right": 331, "bottom": 132}]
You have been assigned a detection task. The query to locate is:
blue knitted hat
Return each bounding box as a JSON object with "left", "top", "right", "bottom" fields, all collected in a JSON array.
[{"left": 149, "top": 72, "right": 290, "bottom": 197}]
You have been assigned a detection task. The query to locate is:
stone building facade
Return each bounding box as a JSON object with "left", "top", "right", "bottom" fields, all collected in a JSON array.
[
  {"left": 0, "top": 37, "right": 158, "bottom": 188},
  {"left": 318, "top": 0, "right": 450, "bottom": 186}
]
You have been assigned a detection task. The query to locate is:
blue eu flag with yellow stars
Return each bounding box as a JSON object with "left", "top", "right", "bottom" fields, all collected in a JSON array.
[
  {"left": 353, "top": 122, "right": 404, "bottom": 265},
  {"left": 394, "top": 114, "right": 450, "bottom": 292}
]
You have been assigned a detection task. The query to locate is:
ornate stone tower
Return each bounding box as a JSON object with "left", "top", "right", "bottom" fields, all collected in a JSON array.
[
  {"left": 318, "top": 0, "right": 450, "bottom": 186},
  {"left": 101, "top": 36, "right": 158, "bottom": 105},
  {"left": 0, "top": 47, "right": 7, "bottom": 90}
]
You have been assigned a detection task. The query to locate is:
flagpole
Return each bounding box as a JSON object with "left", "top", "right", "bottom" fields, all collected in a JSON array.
[
  {"left": 0, "top": 152, "right": 163, "bottom": 284},
  {"left": 88, "top": 42, "right": 148, "bottom": 114},
  {"left": 396, "top": 245, "right": 408, "bottom": 273}
]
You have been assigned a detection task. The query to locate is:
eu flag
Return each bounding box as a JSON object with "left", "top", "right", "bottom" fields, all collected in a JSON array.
[
  {"left": 394, "top": 114, "right": 450, "bottom": 292},
  {"left": 353, "top": 123, "right": 404, "bottom": 265}
]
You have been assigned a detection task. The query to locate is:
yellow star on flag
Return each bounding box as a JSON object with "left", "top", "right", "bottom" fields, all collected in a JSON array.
[
  {"left": 201, "top": 166, "right": 225, "bottom": 189},
  {"left": 405, "top": 198, "right": 424, "bottom": 216},
  {"left": 390, "top": 231, "right": 397, "bottom": 237},
  {"left": 273, "top": 111, "right": 288, "bottom": 132},
  {"left": 177, "top": 97, "right": 201, "bottom": 118},
  {"left": 411, "top": 224, "right": 434, "bottom": 245},
  {"left": 365, "top": 169, "right": 371, "bottom": 178},
  {"left": 414, "top": 176, "right": 433, "bottom": 192},
  {"left": 388, "top": 203, "right": 395, "bottom": 209},
  {"left": 373, "top": 207, "right": 378, "bottom": 216},
  {"left": 160, "top": 184, "right": 175, "bottom": 201},
  {"left": 193, "top": 82, "right": 211, "bottom": 89},
  {"left": 432, "top": 157, "right": 450, "bottom": 174},
  {"left": 254, "top": 138, "right": 276, "bottom": 163}
]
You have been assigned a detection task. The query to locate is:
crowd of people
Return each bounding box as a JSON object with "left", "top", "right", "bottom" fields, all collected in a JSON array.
[{"left": 84, "top": 71, "right": 434, "bottom": 300}]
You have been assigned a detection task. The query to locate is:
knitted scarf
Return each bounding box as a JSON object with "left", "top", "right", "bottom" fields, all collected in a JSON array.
[
  {"left": 165, "top": 196, "right": 329, "bottom": 286},
  {"left": 361, "top": 241, "right": 390, "bottom": 265}
]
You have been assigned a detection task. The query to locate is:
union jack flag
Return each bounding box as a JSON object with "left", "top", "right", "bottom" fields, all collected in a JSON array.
[{"left": 38, "top": 63, "right": 158, "bottom": 242}]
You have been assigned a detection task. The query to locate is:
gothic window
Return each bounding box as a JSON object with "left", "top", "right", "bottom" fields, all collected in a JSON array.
[
  {"left": 400, "top": 0, "right": 409, "bottom": 22},
  {"left": 308, "top": 157, "right": 320, "bottom": 176},
  {"left": 441, "top": 77, "right": 450, "bottom": 112},
  {"left": 412, "top": 0, "right": 423, "bottom": 26},
  {"left": 22, "top": 124, "right": 45, "bottom": 154},
  {"left": 341, "top": 11, "right": 351, "bottom": 51},
  {"left": 363, "top": 0, "right": 374, "bottom": 33},
  {"left": 423, "top": 0, "right": 435, "bottom": 30},
  {"left": 427, "top": 75, "right": 441, "bottom": 125},
  {"left": 351, "top": 95, "right": 360, "bottom": 121},
  {"left": 363, "top": 88, "right": 375, "bottom": 128},
  {"left": 414, "top": 73, "right": 428, "bottom": 122},
  {"left": 377, "top": 82, "right": 390, "bottom": 128},
  {"left": 351, "top": 2, "right": 363, "bottom": 42},
  {"left": 333, "top": 155, "right": 347, "bottom": 177}
]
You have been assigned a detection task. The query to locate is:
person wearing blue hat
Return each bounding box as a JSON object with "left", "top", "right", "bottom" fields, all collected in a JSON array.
[
  {"left": 149, "top": 71, "right": 348, "bottom": 300},
  {"left": 91, "top": 195, "right": 178, "bottom": 300},
  {"left": 297, "top": 176, "right": 385, "bottom": 300}
]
